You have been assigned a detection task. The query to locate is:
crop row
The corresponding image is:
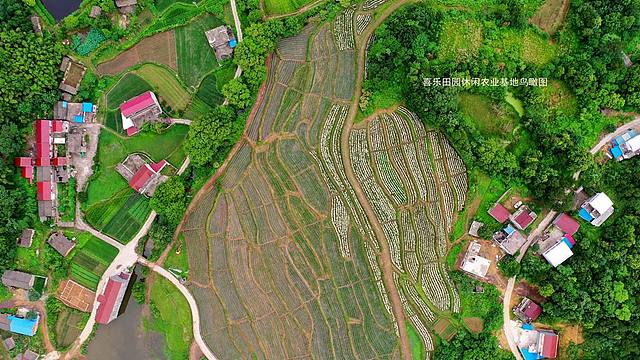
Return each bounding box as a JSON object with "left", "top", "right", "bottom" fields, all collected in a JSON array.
[
  {"left": 421, "top": 263, "right": 452, "bottom": 312},
  {"left": 362, "top": 0, "right": 387, "bottom": 11},
  {"left": 374, "top": 151, "right": 408, "bottom": 205},
  {"left": 356, "top": 14, "right": 372, "bottom": 35},
  {"left": 331, "top": 196, "right": 351, "bottom": 258},
  {"left": 333, "top": 7, "right": 355, "bottom": 50}
]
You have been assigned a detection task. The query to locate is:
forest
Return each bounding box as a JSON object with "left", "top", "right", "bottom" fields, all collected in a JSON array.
[
  {"left": 366, "top": 0, "right": 640, "bottom": 358},
  {"left": 0, "top": 0, "right": 62, "bottom": 268}
]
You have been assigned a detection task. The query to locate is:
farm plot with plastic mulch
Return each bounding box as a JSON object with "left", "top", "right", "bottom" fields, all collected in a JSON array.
[
  {"left": 182, "top": 23, "right": 400, "bottom": 359},
  {"left": 348, "top": 107, "right": 468, "bottom": 351}
]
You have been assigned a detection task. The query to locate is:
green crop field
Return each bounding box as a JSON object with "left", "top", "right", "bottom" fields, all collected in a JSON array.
[
  {"left": 522, "top": 30, "right": 557, "bottom": 65},
  {"left": 459, "top": 93, "right": 519, "bottom": 137},
  {"left": 176, "top": 14, "right": 224, "bottom": 88},
  {"left": 84, "top": 126, "right": 188, "bottom": 207},
  {"left": 133, "top": 64, "right": 191, "bottom": 111},
  {"left": 85, "top": 190, "right": 152, "bottom": 243},
  {"left": 69, "top": 235, "right": 118, "bottom": 289},
  {"left": 195, "top": 63, "right": 236, "bottom": 107},
  {"left": 106, "top": 73, "right": 153, "bottom": 110},
  {"left": 264, "top": 0, "right": 316, "bottom": 16},
  {"left": 54, "top": 308, "right": 86, "bottom": 348}
]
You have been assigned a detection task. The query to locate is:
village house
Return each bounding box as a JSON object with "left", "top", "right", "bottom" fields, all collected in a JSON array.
[
  {"left": 460, "top": 241, "right": 491, "bottom": 278},
  {"left": 96, "top": 271, "right": 132, "bottom": 324},
  {"left": 515, "top": 323, "right": 559, "bottom": 360},
  {"left": 468, "top": 221, "right": 483, "bottom": 237},
  {"left": 509, "top": 205, "right": 537, "bottom": 230},
  {"left": 536, "top": 213, "right": 580, "bottom": 268},
  {"left": 114, "top": 0, "right": 137, "bottom": 14},
  {"left": 579, "top": 192, "right": 614, "bottom": 226},
  {"left": 609, "top": 129, "right": 640, "bottom": 161},
  {"left": 120, "top": 91, "right": 163, "bottom": 136},
  {"left": 205, "top": 25, "right": 237, "bottom": 61},
  {"left": 493, "top": 224, "right": 527, "bottom": 256},
  {"left": 0, "top": 308, "right": 40, "bottom": 337},
  {"left": 19, "top": 349, "right": 41, "bottom": 360},
  {"left": 1, "top": 270, "right": 35, "bottom": 290},
  {"left": 53, "top": 101, "right": 96, "bottom": 123},
  {"left": 514, "top": 298, "right": 543, "bottom": 323},
  {"left": 59, "top": 57, "right": 87, "bottom": 96},
  {"left": 15, "top": 120, "right": 72, "bottom": 220},
  {"left": 47, "top": 232, "right": 76, "bottom": 257},
  {"left": 115, "top": 154, "right": 168, "bottom": 197},
  {"left": 17, "top": 229, "right": 35, "bottom": 248},
  {"left": 2, "top": 337, "right": 14, "bottom": 351},
  {"left": 488, "top": 202, "right": 511, "bottom": 223}
]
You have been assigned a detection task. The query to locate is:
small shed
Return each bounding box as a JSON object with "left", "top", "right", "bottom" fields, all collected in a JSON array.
[
  {"left": 3, "top": 337, "right": 15, "bottom": 351},
  {"left": 468, "top": 221, "right": 484, "bottom": 237},
  {"left": 47, "top": 232, "right": 76, "bottom": 257},
  {"left": 89, "top": 6, "right": 102, "bottom": 18},
  {"left": 17, "top": 229, "right": 35, "bottom": 248},
  {"left": 513, "top": 297, "right": 542, "bottom": 323},
  {"left": 23, "top": 349, "right": 40, "bottom": 360}
]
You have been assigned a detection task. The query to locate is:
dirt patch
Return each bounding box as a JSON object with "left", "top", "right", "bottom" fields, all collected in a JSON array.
[
  {"left": 529, "top": 0, "right": 570, "bottom": 34},
  {"left": 57, "top": 279, "right": 96, "bottom": 312},
  {"left": 434, "top": 318, "right": 457, "bottom": 341},
  {"left": 70, "top": 123, "right": 101, "bottom": 192},
  {"left": 556, "top": 323, "right": 584, "bottom": 349},
  {"left": 463, "top": 317, "right": 484, "bottom": 334},
  {"left": 515, "top": 280, "right": 546, "bottom": 304},
  {"left": 96, "top": 31, "right": 177, "bottom": 75}
]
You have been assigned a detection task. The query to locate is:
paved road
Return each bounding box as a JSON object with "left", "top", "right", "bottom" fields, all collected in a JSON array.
[
  {"left": 75, "top": 216, "right": 124, "bottom": 250},
  {"left": 517, "top": 210, "right": 557, "bottom": 262},
  {"left": 589, "top": 115, "right": 640, "bottom": 154},
  {"left": 141, "top": 258, "right": 218, "bottom": 360}
]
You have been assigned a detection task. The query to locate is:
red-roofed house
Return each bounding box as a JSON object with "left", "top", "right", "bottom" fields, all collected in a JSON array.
[
  {"left": 538, "top": 331, "right": 558, "bottom": 359},
  {"left": 116, "top": 154, "right": 169, "bottom": 197},
  {"left": 15, "top": 158, "right": 34, "bottom": 183},
  {"left": 510, "top": 205, "right": 537, "bottom": 230},
  {"left": 95, "top": 272, "right": 131, "bottom": 324},
  {"left": 21, "top": 167, "right": 34, "bottom": 183},
  {"left": 51, "top": 120, "right": 68, "bottom": 133},
  {"left": 488, "top": 203, "right": 510, "bottom": 223},
  {"left": 514, "top": 298, "right": 542, "bottom": 323},
  {"left": 552, "top": 213, "right": 580, "bottom": 235},
  {"left": 120, "top": 91, "right": 162, "bottom": 136},
  {"left": 36, "top": 182, "right": 52, "bottom": 201},
  {"left": 126, "top": 126, "right": 139, "bottom": 137},
  {"left": 15, "top": 158, "right": 32, "bottom": 167},
  {"left": 52, "top": 157, "right": 67, "bottom": 166}
]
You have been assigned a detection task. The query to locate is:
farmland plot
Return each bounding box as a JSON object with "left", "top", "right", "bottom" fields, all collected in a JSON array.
[
  {"left": 348, "top": 107, "right": 468, "bottom": 350},
  {"left": 182, "top": 23, "right": 400, "bottom": 359}
]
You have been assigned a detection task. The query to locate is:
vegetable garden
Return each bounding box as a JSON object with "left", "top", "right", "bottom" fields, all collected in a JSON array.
[{"left": 69, "top": 235, "right": 118, "bottom": 289}]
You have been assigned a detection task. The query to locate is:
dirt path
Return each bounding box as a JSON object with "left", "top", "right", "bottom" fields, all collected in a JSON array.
[
  {"left": 339, "top": 2, "right": 417, "bottom": 359},
  {"left": 589, "top": 114, "right": 640, "bottom": 154}
]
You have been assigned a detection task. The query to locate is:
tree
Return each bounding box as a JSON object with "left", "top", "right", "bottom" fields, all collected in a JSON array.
[
  {"left": 222, "top": 78, "right": 252, "bottom": 109},
  {"left": 185, "top": 106, "right": 240, "bottom": 167},
  {"left": 150, "top": 177, "right": 187, "bottom": 226},
  {"left": 498, "top": 256, "right": 521, "bottom": 277}
]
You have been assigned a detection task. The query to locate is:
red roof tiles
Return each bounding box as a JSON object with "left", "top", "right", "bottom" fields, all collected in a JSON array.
[
  {"left": 96, "top": 274, "right": 129, "bottom": 324},
  {"left": 15, "top": 157, "right": 32, "bottom": 167},
  {"left": 129, "top": 165, "right": 153, "bottom": 192},
  {"left": 36, "top": 182, "right": 52, "bottom": 201},
  {"left": 489, "top": 203, "right": 510, "bottom": 223},
  {"left": 126, "top": 126, "right": 139, "bottom": 137},
  {"left": 522, "top": 300, "right": 542, "bottom": 322},
  {"left": 553, "top": 213, "right": 580, "bottom": 235},
  {"left": 513, "top": 211, "right": 535, "bottom": 229},
  {"left": 120, "top": 91, "right": 156, "bottom": 117},
  {"left": 540, "top": 332, "right": 558, "bottom": 358},
  {"left": 149, "top": 160, "right": 167, "bottom": 173},
  {"left": 52, "top": 157, "right": 67, "bottom": 166},
  {"left": 52, "top": 120, "right": 65, "bottom": 133},
  {"left": 21, "top": 166, "right": 33, "bottom": 182}
]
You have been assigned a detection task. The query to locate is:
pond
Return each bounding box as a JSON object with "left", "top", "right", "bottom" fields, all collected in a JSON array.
[
  {"left": 86, "top": 270, "right": 167, "bottom": 360},
  {"left": 41, "top": 0, "right": 83, "bottom": 22}
]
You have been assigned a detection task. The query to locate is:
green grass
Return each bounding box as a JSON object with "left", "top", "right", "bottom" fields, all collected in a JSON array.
[
  {"left": 149, "top": 276, "right": 192, "bottom": 360},
  {"left": 459, "top": 93, "right": 518, "bottom": 137},
  {"left": 438, "top": 19, "right": 483, "bottom": 62},
  {"left": 264, "top": 0, "right": 316, "bottom": 15},
  {"left": 164, "top": 234, "right": 189, "bottom": 274},
  {"left": 84, "top": 126, "right": 188, "bottom": 207},
  {"left": 54, "top": 308, "right": 86, "bottom": 349},
  {"left": 406, "top": 323, "right": 426, "bottom": 360},
  {"left": 106, "top": 73, "right": 153, "bottom": 110},
  {"left": 175, "top": 14, "right": 224, "bottom": 88},
  {"left": 57, "top": 179, "right": 76, "bottom": 222},
  {"left": 522, "top": 30, "right": 557, "bottom": 65},
  {"left": 453, "top": 271, "right": 503, "bottom": 332},
  {"left": 34, "top": 0, "right": 55, "bottom": 26},
  {"left": 195, "top": 63, "right": 237, "bottom": 107},
  {"left": 156, "top": 0, "right": 201, "bottom": 12},
  {"left": 505, "top": 92, "right": 524, "bottom": 116},
  {"left": 133, "top": 64, "right": 191, "bottom": 110}
]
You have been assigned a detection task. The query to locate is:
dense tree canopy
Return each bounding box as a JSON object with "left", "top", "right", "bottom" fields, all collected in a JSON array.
[
  {"left": 185, "top": 105, "right": 242, "bottom": 167},
  {"left": 150, "top": 177, "right": 187, "bottom": 226},
  {"left": 0, "top": 3, "right": 62, "bottom": 268}
]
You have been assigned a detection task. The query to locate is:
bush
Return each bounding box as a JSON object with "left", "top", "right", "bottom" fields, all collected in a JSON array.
[{"left": 498, "top": 255, "right": 521, "bottom": 277}]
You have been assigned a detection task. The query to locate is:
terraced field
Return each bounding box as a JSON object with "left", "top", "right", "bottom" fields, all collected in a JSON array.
[
  {"left": 182, "top": 5, "right": 468, "bottom": 359},
  {"left": 349, "top": 107, "right": 467, "bottom": 350}
]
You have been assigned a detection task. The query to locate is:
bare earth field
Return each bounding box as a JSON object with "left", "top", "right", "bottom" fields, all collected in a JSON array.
[{"left": 96, "top": 31, "right": 178, "bottom": 75}]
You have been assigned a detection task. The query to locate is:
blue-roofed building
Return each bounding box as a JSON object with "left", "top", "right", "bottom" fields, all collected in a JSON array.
[
  {"left": 579, "top": 208, "right": 593, "bottom": 222},
  {"left": 53, "top": 101, "right": 96, "bottom": 123},
  {"left": 82, "top": 102, "right": 93, "bottom": 112},
  {"left": 7, "top": 314, "right": 39, "bottom": 336},
  {"left": 229, "top": 39, "right": 237, "bottom": 48},
  {"left": 493, "top": 224, "right": 526, "bottom": 255},
  {"left": 609, "top": 129, "right": 640, "bottom": 161}
]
